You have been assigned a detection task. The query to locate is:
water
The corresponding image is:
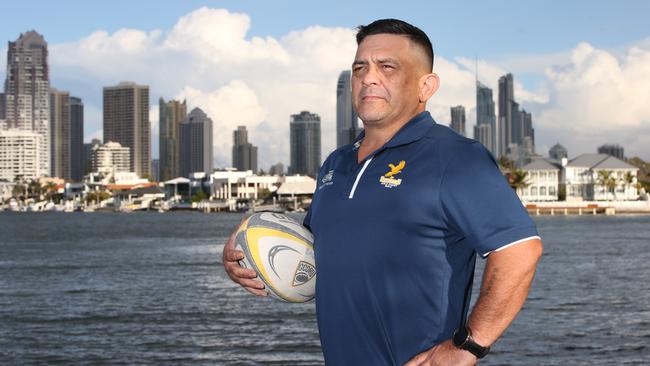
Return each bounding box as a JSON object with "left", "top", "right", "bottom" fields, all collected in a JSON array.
[{"left": 0, "top": 212, "right": 649, "bottom": 365}]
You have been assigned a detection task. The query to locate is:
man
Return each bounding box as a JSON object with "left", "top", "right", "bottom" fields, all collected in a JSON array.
[{"left": 223, "top": 19, "right": 543, "bottom": 366}]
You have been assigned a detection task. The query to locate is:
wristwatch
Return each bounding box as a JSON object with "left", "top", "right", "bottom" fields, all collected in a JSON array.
[{"left": 452, "top": 324, "right": 490, "bottom": 359}]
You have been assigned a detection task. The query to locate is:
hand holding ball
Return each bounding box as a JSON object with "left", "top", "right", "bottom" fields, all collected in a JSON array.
[{"left": 233, "top": 212, "right": 316, "bottom": 302}]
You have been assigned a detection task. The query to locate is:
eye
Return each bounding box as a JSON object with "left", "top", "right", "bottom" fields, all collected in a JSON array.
[{"left": 382, "top": 64, "right": 395, "bottom": 70}]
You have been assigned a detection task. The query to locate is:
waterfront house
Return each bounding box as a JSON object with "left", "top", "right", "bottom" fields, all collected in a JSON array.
[
  {"left": 520, "top": 158, "right": 561, "bottom": 201},
  {"left": 564, "top": 154, "right": 639, "bottom": 201}
]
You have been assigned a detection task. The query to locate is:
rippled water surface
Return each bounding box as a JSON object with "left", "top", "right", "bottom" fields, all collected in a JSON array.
[{"left": 1, "top": 212, "right": 648, "bottom": 365}]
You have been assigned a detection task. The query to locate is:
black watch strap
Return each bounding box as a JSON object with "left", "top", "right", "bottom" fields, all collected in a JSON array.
[{"left": 452, "top": 325, "right": 490, "bottom": 359}]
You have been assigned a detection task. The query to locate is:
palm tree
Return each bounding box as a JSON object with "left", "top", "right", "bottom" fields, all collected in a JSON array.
[
  {"left": 498, "top": 156, "right": 515, "bottom": 173},
  {"left": 597, "top": 170, "right": 616, "bottom": 200},
  {"left": 12, "top": 183, "right": 26, "bottom": 199},
  {"left": 623, "top": 172, "right": 635, "bottom": 199},
  {"left": 507, "top": 169, "right": 530, "bottom": 196},
  {"left": 44, "top": 182, "right": 58, "bottom": 203},
  {"left": 27, "top": 180, "right": 42, "bottom": 200}
]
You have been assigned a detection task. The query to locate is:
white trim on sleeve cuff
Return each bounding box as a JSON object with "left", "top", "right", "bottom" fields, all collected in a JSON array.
[{"left": 482, "top": 235, "right": 541, "bottom": 258}]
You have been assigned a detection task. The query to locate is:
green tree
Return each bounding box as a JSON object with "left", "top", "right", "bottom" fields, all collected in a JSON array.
[
  {"left": 498, "top": 156, "right": 515, "bottom": 173},
  {"left": 258, "top": 188, "right": 272, "bottom": 201},
  {"left": 86, "top": 191, "right": 111, "bottom": 205},
  {"left": 12, "top": 183, "right": 26, "bottom": 199},
  {"left": 27, "top": 180, "right": 42, "bottom": 200},
  {"left": 506, "top": 169, "right": 530, "bottom": 196},
  {"left": 44, "top": 182, "right": 58, "bottom": 202},
  {"left": 597, "top": 170, "right": 616, "bottom": 200},
  {"left": 623, "top": 172, "right": 635, "bottom": 198},
  {"left": 191, "top": 190, "right": 208, "bottom": 203}
]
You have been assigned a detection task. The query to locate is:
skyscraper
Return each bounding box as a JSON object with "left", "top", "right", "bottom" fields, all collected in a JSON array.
[
  {"left": 0, "top": 93, "right": 6, "bottom": 121},
  {"left": 498, "top": 73, "right": 514, "bottom": 158},
  {"left": 159, "top": 98, "right": 186, "bottom": 180},
  {"left": 598, "top": 144, "right": 625, "bottom": 160},
  {"left": 103, "top": 82, "right": 150, "bottom": 177},
  {"left": 336, "top": 70, "right": 361, "bottom": 148},
  {"left": 449, "top": 105, "right": 466, "bottom": 136},
  {"left": 69, "top": 96, "right": 84, "bottom": 182},
  {"left": 269, "top": 162, "right": 284, "bottom": 176},
  {"left": 159, "top": 98, "right": 186, "bottom": 181},
  {"left": 290, "top": 111, "right": 321, "bottom": 177},
  {"left": 50, "top": 88, "right": 70, "bottom": 179},
  {"left": 474, "top": 81, "right": 496, "bottom": 155},
  {"left": 3, "top": 31, "right": 50, "bottom": 178},
  {"left": 151, "top": 159, "right": 160, "bottom": 182},
  {"left": 0, "top": 129, "right": 40, "bottom": 181},
  {"left": 233, "top": 125, "right": 248, "bottom": 146},
  {"left": 180, "top": 107, "right": 213, "bottom": 177},
  {"left": 83, "top": 138, "right": 101, "bottom": 175},
  {"left": 232, "top": 126, "right": 258, "bottom": 172},
  {"left": 522, "top": 110, "right": 534, "bottom": 155},
  {"left": 91, "top": 141, "right": 131, "bottom": 174}
]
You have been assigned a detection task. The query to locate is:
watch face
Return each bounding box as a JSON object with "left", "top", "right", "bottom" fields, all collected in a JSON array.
[{"left": 453, "top": 326, "right": 469, "bottom": 347}]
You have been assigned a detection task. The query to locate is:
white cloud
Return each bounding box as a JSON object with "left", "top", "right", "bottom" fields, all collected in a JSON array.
[
  {"left": 49, "top": 7, "right": 358, "bottom": 170},
  {"left": 532, "top": 41, "right": 650, "bottom": 158},
  {"left": 38, "top": 7, "right": 650, "bottom": 172},
  {"left": 176, "top": 81, "right": 268, "bottom": 167}
]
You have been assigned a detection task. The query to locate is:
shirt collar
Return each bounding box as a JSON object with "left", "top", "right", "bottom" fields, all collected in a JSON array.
[{"left": 352, "top": 111, "right": 436, "bottom": 150}]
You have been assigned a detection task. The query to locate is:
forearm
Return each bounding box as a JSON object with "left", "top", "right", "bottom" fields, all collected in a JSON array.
[{"left": 467, "top": 239, "right": 543, "bottom": 346}]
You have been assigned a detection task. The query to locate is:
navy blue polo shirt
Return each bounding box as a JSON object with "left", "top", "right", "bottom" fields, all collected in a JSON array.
[{"left": 304, "top": 111, "right": 539, "bottom": 366}]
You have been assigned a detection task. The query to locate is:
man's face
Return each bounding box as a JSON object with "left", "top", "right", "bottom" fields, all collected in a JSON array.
[{"left": 351, "top": 34, "right": 425, "bottom": 127}]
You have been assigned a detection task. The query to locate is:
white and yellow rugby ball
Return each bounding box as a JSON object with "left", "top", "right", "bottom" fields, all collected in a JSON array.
[{"left": 234, "top": 212, "right": 316, "bottom": 302}]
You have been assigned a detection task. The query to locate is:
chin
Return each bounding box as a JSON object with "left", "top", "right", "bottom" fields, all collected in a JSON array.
[{"left": 357, "top": 109, "right": 388, "bottom": 124}]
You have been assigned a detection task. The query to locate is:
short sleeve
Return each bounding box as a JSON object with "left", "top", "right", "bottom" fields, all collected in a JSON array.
[
  {"left": 440, "top": 142, "right": 539, "bottom": 257},
  {"left": 303, "top": 152, "right": 334, "bottom": 232}
]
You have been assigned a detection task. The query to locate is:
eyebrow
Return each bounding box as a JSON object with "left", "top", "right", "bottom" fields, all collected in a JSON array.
[{"left": 352, "top": 57, "right": 400, "bottom": 67}]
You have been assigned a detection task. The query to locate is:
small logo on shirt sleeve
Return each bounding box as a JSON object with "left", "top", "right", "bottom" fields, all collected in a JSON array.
[
  {"left": 379, "top": 160, "right": 405, "bottom": 188},
  {"left": 319, "top": 169, "right": 335, "bottom": 189}
]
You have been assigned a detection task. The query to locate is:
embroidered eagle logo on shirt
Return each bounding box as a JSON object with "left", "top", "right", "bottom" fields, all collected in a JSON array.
[
  {"left": 319, "top": 169, "right": 335, "bottom": 190},
  {"left": 379, "top": 160, "right": 405, "bottom": 188}
]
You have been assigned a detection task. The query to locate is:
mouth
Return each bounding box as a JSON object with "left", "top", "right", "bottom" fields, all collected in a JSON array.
[{"left": 361, "top": 95, "right": 385, "bottom": 102}]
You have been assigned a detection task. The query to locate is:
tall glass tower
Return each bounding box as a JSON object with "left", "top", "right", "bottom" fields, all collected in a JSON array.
[
  {"left": 290, "top": 111, "right": 321, "bottom": 177},
  {"left": 4, "top": 31, "right": 50, "bottom": 178},
  {"left": 474, "top": 81, "right": 496, "bottom": 156},
  {"left": 336, "top": 70, "right": 360, "bottom": 148}
]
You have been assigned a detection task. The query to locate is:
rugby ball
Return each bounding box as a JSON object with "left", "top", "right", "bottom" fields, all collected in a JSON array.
[{"left": 234, "top": 212, "right": 316, "bottom": 302}]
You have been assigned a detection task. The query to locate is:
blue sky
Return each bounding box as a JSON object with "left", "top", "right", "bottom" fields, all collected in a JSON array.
[
  {"left": 2, "top": 1, "right": 649, "bottom": 165},
  {"left": 5, "top": 1, "right": 650, "bottom": 63}
]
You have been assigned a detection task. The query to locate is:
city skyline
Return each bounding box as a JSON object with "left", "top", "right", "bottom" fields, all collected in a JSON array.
[{"left": 1, "top": 2, "right": 649, "bottom": 171}]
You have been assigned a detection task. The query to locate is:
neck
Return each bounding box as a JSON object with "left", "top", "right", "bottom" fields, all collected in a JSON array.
[{"left": 357, "top": 110, "right": 425, "bottom": 162}]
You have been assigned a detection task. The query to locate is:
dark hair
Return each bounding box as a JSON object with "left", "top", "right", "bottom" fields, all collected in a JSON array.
[{"left": 356, "top": 19, "right": 434, "bottom": 71}]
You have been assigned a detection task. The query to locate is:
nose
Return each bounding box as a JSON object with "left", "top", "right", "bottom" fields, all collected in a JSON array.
[{"left": 362, "top": 64, "right": 380, "bottom": 87}]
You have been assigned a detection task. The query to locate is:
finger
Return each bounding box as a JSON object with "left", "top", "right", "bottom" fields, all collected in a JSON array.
[
  {"left": 223, "top": 262, "right": 256, "bottom": 277},
  {"left": 229, "top": 266, "right": 258, "bottom": 279},
  {"left": 223, "top": 263, "right": 256, "bottom": 280},
  {"left": 238, "top": 278, "right": 266, "bottom": 289},
  {"left": 227, "top": 275, "right": 265, "bottom": 289},
  {"left": 223, "top": 249, "right": 245, "bottom": 262},
  {"left": 244, "top": 287, "right": 268, "bottom": 297}
]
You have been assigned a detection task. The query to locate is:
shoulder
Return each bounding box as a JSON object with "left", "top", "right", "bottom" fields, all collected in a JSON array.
[{"left": 422, "top": 124, "right": 496, "bottom": 167}]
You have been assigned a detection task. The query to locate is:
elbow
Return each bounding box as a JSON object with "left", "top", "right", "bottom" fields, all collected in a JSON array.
[{"left": 531, "top": 238, "right": 543, "bottom": 263}]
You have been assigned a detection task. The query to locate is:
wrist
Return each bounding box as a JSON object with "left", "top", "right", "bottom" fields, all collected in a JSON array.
[
  {"left": 452, "top": 324, "right": 490, "bottom": 359},
  {"left": 467, "top": 325, "right": 491, "bottom": 347}
]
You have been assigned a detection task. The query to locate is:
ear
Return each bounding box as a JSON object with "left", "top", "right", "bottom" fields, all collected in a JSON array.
[{"left": 418, "top": 73, "right": 440, "bottom": 103}]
